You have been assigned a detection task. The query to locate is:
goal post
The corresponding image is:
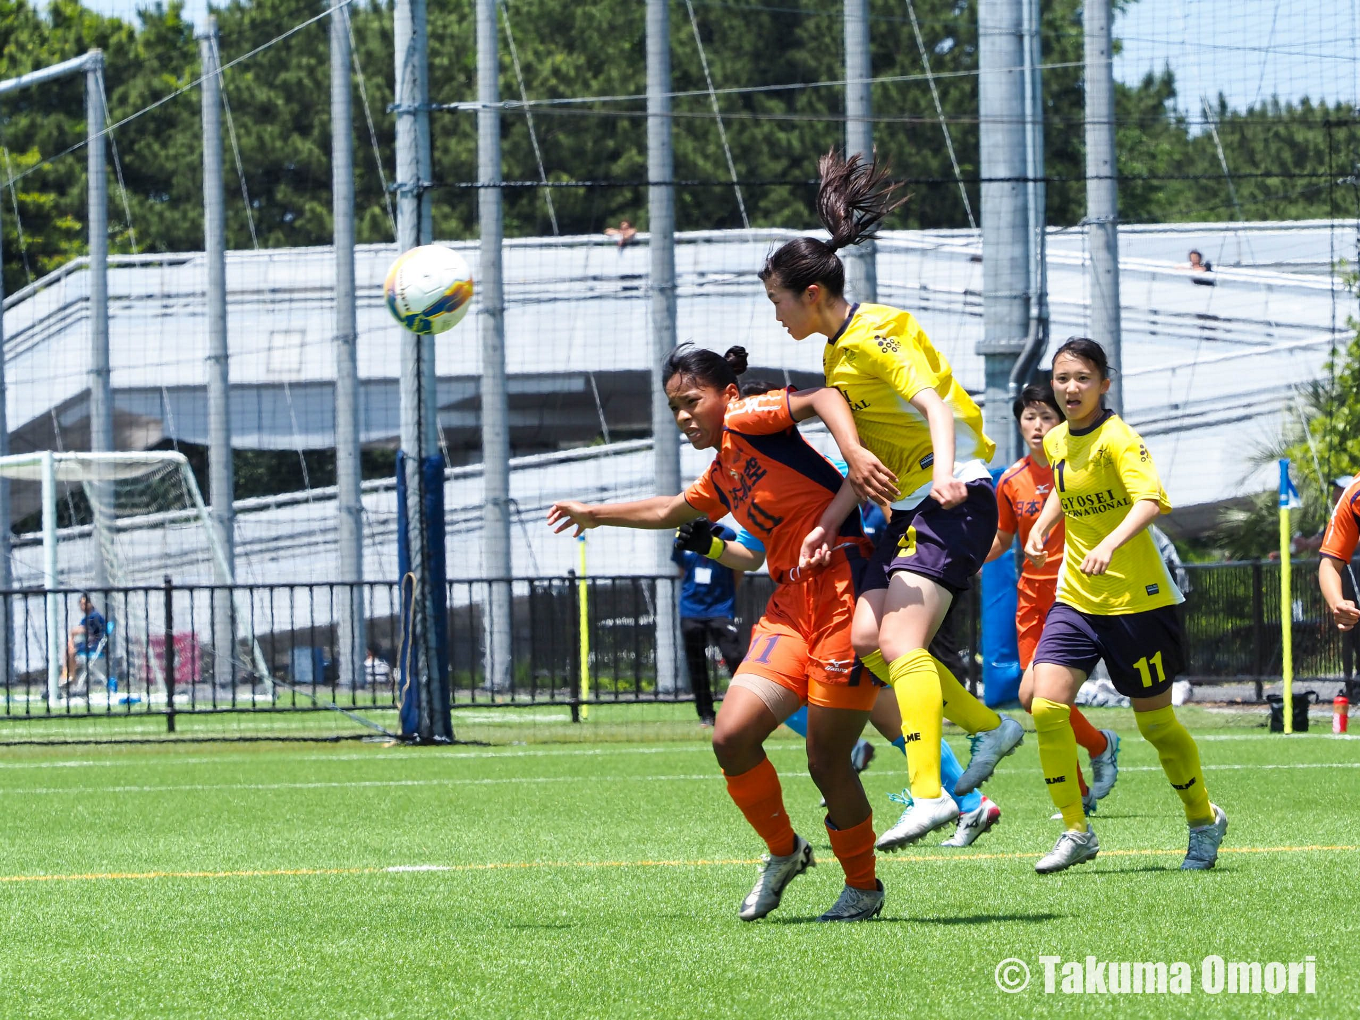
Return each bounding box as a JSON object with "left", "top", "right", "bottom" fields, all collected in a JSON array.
[{"left": 0, "top": 451, "right": 271, "bottom": 702}]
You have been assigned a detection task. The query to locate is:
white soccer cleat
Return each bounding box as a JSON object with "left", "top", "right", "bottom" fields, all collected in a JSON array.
[
  {"left": 816, "top": 879, "right": 885, "bottom": 922},
  {"left": 1181, "top": 803, "right": 1228, "bottom": 871},
  {"left": 738, "top": 834, "right": 814, "bottom": 921},
  {"left": 875, "top": 794, "right": 959, "bottom": 851},
  {"left": 942, "top": 796, "right": 1001, "bottom": 847},
  {"left": 955, "top": 716, "right": 1025, "bottom": 795},
  {"left": 1035, "top": 826, "right": 1100, "bottom": 874},
  {"left": 1049, "top": 787, "right": 1097, "bottom": 821},
  {"left": 1089, "top": 729, "right": 1121, "bottom": 800}
]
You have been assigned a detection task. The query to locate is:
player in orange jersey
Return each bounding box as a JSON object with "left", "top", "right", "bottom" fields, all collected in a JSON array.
[
  {"left": 1320, "top": 474, "right": 1360, "bottom": 631},
  {"left": 549, "top": 344, "right": 898, "bottom": 923},
  {"left": 987, "top": 384, "right": 1121, "bottom": 810}
]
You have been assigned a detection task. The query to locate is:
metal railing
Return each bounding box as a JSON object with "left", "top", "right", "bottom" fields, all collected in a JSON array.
[{"left": 0, "top": 560, "right": 1345, "bottom": 732}]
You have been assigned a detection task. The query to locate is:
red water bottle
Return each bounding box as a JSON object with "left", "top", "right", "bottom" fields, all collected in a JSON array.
[{"left": 1335, "top": 692, "right": 1350, "bottom": 735}]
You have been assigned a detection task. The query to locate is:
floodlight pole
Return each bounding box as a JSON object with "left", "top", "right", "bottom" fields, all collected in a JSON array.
[
  {"left": 647, "top": 0, "right": 681, "bottom": 696},
  {"left": 477, "top": 0, "right": 512, "bottom": 692},
  {"left": 41, "top": 452, "right": 59, "bottom": 703},
  {"left": 977, "top": 0, "right": 1031, "bottom": 466},
  {"left": 843, "top": 0, "right": 876, "bottom": 303},
  {"left": 86, "top": 51, "right": 114, "bottom": 597},
  {"left": 395, "top": 0, "right": 450, "bottom": 742},
  {"left": 331, "top": 0, "right": 365, "bottom": 690},
  {"left": 199, "top": 20, "right": 237, "bottom": 688},
  {"left": 1085, "top": 0, "right": 1122, "bottom": 413},
  {"left": 0, "top": 133, "right": 9, "bottom": 685}
]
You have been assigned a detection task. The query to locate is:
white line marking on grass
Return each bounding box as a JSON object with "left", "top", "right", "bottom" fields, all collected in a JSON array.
[
  {"left": 1122, "top": 762, "right": 1360, "bottom": 772},
  {"left": 4, "top": 844, "right": 1358, "bottom": 885},
  {"left": 0, "top": 774, "right": 727, "bottom": 796}
]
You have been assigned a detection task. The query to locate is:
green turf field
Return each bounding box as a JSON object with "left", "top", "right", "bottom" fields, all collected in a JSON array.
[{"left": 0, "top": 707, "right": 1354, "bottom": 1019}]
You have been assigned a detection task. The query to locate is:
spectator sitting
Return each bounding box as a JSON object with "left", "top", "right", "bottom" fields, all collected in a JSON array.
[
  {"left": 62, "top": 593, "right": 105, "bottom": 690},
  {"left": 604, "top": 220, "right": 637, "bottom": 248},
  {"left": 363, "top": 644, "right": 392, "bottom": 689},
  {"left": 1185, "top": 248, "right": 1216, "bottom": 286}
]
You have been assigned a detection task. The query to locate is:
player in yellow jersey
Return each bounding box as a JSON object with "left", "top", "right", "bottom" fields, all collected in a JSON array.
[
  {"left": 759, "top": 150, "right": 1025, "bottom": 851},
  {"left": 1023, "top": 338, "right": 1227, "bottom": 874}
]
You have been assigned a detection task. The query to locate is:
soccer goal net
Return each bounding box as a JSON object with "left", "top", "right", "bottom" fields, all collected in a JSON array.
[{"left": 0, "top": 451, "right": 270, "bottom": 703}]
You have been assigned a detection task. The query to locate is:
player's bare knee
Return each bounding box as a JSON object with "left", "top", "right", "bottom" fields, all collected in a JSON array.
[{"left": 850, "top": 624, "right": 879, "bottom": 661}]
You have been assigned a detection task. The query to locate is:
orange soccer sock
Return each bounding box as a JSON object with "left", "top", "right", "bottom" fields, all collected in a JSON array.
[
  {"left": 724, "top": 757, "right": 797, "bottom": 857},
  {"left": 825, "top": 814, "right": 877, "bottom": 891},
  {"left": 1070, "top": 707, "right": 1108, "bottom": 759}
]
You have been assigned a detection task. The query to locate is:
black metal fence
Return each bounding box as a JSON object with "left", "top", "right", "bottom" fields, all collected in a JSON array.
[{"left": 0, "top": 559, "right": 1349, "bottom": 731}]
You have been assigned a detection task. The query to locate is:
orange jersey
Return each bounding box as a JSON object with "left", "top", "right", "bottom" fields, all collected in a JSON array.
[
  {"left": 996, "top": 455, "right": 1064, "bottom": 582},
  {"left": 684, "top": 388, "right": 866, "bottom": 579},
  {"left": 1320, "top": 476, "right": 1360, "bottom": 562}
]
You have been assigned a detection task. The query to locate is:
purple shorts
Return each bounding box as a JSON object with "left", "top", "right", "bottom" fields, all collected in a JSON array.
[
  {"left": 861, "top": 479, "right": 998, "bottom": 596},
  {"left": 1033, "top": 603, "right": 1185, "bottom": 699}
]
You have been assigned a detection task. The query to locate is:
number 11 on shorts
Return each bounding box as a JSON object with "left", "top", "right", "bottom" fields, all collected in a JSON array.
[{"left": 1133, "top": 650, "right": 1165, "bottom": 687}]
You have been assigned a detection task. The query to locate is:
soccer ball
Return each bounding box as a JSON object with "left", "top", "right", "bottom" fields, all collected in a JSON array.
[{"left": 383, "top": 244, "right": 475, "bottom": 335}]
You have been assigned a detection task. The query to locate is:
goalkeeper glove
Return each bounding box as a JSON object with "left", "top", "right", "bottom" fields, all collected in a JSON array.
[{"left": 675, "top": 518, "right": 726, "bottom": 559}]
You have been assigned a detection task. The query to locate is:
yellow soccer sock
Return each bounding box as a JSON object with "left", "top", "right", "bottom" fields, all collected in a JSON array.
[
  {"left": 935, "top": 656, "right": 1002, "bottom": 735},
  {"left": 1136, "top": 705, "right": 1214, "bottom": 827},
  {"left": 888, "top": 649, "right": 944, "bottom": 799},
  {"left": 1032, "top": 697, "right": 1086, "bottom": 830},
  {"left": 861, "top": 649, "right": 891, "bottom": 684}
]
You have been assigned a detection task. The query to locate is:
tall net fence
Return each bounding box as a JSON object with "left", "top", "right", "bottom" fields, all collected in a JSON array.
[{"left": 1, "top": 0, "right": 1359, "bottom": 741}]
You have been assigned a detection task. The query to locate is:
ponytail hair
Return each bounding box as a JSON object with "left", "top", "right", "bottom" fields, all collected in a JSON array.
[
  {"left": 662, "top": 343, "right": 749, "bottom": 391},
  {"left": 759, "top": 148, "right": 910, "bottom": 296}
]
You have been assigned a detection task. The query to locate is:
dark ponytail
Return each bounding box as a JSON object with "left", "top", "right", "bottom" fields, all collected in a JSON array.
[
  {"left": 663, "top": 343, "right": 748, "bottom": 391},
  {"left": 759, "top": 148, "right": 910, "bottom": 296},
  {"left": 1051, "top": 336, "right": 1111, "bottom": 379}
]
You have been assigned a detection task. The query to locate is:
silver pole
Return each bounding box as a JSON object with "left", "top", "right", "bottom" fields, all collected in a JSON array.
[
  {"left": 394, "top": 0, "right": 442, "bottom": 739},
  {"left": 647, "top": 0, "right": 681, "bottom": 695},
  {"left": 842, "top": 0, "right": 876, "bottom": 303},
  {"left": 199, "top": 20, "right": 236, "bottom": 688},
  {"left": 332, "top": 0, "right": 364, "bottom": 689},
  {"left": 1024, "top": 0, "right": 1047, "bottom": 347},
  {"left": 477, "top": 0, "right": 512, "bottom": 692},
  {"left": 86, "top": 52, "right": 114, "bottom": 596},
  {"left": 0, "top": 189, "right": 10, "bottom": 685},
  {"left": 1084, "top": 0, "right": 1122, "bottom": 413},
  {"left": 42, "top": 451, "right": 59, "bottom": 704},
  {"left": 976, "top": 0, "right": 1030, "bottom": 466}
]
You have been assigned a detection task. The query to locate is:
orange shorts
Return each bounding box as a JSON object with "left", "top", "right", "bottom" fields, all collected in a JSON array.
[
  {"left": 1017, "top": 573, "right": 1058, "bottom": 669},
  {"left": 738, "top": 547, "right": 878, "bottom": 712}
]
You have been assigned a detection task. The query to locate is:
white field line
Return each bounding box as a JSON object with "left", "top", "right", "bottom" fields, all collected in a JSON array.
[
  {"left": 4, "top": 760, "right": 1360, "bottom": 797},
  {"left": 0, "top": 729, "right": 1353, "bottom": 771}
]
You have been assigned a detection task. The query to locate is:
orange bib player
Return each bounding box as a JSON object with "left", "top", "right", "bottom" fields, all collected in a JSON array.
[
  {"left": 548, "top": 343, "right": 892, "bottom": 923},
  {"left": 986, "top": 384, "right": 1121, "bottom": 810},
  {"left": 1319, "top": 475, "right": 1360, "bottom": 632}
]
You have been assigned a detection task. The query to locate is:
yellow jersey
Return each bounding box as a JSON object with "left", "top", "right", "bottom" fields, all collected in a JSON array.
[
  {"left": 1043, "top": 410, "right": 1183, "bottom": 615},
  {"left": 822, "top": 303, "right": 995, "bottom": 505}
]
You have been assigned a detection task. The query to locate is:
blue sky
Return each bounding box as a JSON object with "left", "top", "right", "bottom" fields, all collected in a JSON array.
[{"left": 76, "top": 0, "right": 1360, "bottom": 115}]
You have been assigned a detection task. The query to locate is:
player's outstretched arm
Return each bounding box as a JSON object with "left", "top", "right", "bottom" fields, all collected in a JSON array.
[
  {"left": 1319, "top": 556, "right": 1360, "bottom": 631},
  {"left": 985, "top": 529, "right": 1016, "bottom": 564},
  {"left": 788, "top": 387, "right": 897, "bottom": 506},
  {"left": 548, "top": 494, "right": 699, "bottom": 537}
]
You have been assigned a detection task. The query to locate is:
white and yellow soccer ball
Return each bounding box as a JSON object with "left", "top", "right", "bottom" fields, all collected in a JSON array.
[{"left": 383, "top": 244, "right": 475, "bottom": 335}]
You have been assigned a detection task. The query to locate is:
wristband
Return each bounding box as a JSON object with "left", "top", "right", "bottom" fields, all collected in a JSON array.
[{"left": 706, "top": 536, "right": 727, "bottom": 560}]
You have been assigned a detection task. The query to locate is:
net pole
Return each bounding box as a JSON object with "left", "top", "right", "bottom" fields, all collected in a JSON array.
[
  {"left": 977, "top": 0, "right": 1030, "bottom": 467},
  {"left": 0, "top": 147, "right": 10, "bottom": 687},
  {"left": 477, "top": 0, "right": 512, "bottom": 693},
  {"left": 842, "top": 0, "right": 876, "bottom": 303},
  {"left": 199, "top": 20, "right": 237, "bottom": 689},
  {"left": 42, "top": 451, "right": 59, "bottom": 704},
  {"left": 86, "top": 51, "right": 114, "bottom": 599},
  {"left": 647, "top": 0, "right": 681, "bottom": 696},
  {"left": 331, "top": 0, "right": 365, "bottom": 690},
  {"left": 394, "top": 0, "right": 447, "bottom": 742},
  {"left": 577, "top": 536, "right": 589, "bottom": 720},
  {"left": 1279, "top": 459, "right": 1295, "bottom": 734},
  {"left": 1084, "top": 0, "right": 1122, "bottom": 413}
]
